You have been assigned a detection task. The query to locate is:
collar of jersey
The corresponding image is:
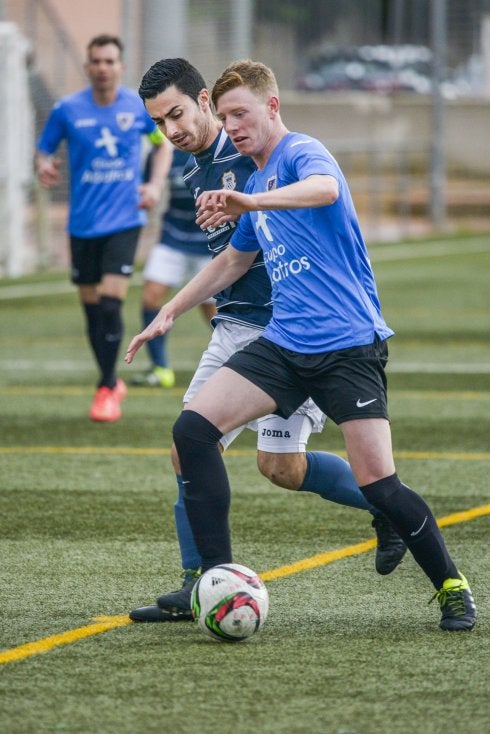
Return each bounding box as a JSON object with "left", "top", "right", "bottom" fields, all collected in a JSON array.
[{"left": 193, "top": 127, "right": 228, "bottom": 165}]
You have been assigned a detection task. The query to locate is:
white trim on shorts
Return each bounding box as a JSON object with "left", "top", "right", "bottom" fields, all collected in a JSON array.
[
  {"left": 143, "top": 243, "right": 214, "bottom": 303},
  {"left": 183, "top": 320, "right": 326, "bottom": 453}
]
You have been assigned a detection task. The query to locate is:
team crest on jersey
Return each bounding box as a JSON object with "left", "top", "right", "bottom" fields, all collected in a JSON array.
[
  {"left": 222, "top": 170, "right": 237, "bottom": 190},
  {"left": 266, "top": 175, "right": 277, "bottom": 191},
  {"left": 116, "top": 112, "right": 135, "bottom": 131}
]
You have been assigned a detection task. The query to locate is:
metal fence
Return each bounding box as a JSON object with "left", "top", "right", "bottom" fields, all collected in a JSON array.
[{"left": 1, "top": 0, "right": 489, "bottom": 274}]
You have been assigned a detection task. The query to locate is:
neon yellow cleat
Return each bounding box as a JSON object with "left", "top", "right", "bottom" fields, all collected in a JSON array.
[
  {"left": 130, "top": 366, "right": 176, "bottom": 388},
  {"left": 431, "top": 573, "right": 477, "bottom": 631}
]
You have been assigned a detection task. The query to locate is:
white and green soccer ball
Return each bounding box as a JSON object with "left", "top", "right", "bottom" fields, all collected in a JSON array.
[{"left": 191, "top": 563, "right": 269, "bottom": 642}]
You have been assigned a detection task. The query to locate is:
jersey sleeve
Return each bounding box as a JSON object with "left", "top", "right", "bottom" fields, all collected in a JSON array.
[
  {"left": 37, "top": 103, "right": 66, "bottom": 154},
  {"left": 284, "top": 136, "right": 339, "bottom": 182},
  {"left": 230, "top": 211, "right": 260, "bottom": 252}
]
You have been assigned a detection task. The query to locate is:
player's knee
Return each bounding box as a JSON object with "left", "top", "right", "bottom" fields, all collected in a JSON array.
[
  {"left": 99, "top": 295, "right": 122, "bottom": 323},
  {"left": 173, "top": 409, "right": 222, "bottom": 447},
  {"left": 99, "top": 295, "right": 123, "bottom": 337},
  {"left": 257, "top": 452, "right": 305, "bottom": 490},
  {"left": 170, "top": 442, "right": 181, "bottom": 474},
  {"left": 143, "top": 281, "right": 166, "bottom": 310}
]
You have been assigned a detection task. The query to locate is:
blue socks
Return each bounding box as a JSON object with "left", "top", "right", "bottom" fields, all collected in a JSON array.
[
  {"left": 172, "top": 445, "right": 380, "bottom": 576},
  {"left": 174, "top": 475, "right": 201, "bottom": 571},
  {"left": 143, "top": 308, "right": 167, "bottom": 367},
  {"left": 300, "top": 451, "right": 379, "bottom": 515}
]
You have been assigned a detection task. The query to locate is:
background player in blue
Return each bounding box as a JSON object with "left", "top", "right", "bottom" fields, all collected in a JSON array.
[
  {"left": 126, "top": 58, "right": 405, "bottom": 624},
  {"left": 36, "top": 34, "right": 170, "bottom": 422},
  {"left": 130, "top": 146, "right": 216, "bottom": 389},
  {"left": 125, "top": 59, "right": 476, "bottom": 632}
]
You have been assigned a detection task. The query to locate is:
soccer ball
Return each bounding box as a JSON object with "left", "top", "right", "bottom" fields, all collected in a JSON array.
[{"left": 191, "top": 563, "right": 269, "bottom": 642}]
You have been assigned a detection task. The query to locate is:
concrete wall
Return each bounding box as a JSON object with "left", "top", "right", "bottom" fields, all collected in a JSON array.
[
  {"left": 279, "top": 92, "right": 490, "bottom": 175},
  {"left": 6, "top": 1, "right": 489, "bottom": 175}
]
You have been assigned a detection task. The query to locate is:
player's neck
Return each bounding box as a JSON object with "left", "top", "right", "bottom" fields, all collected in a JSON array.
[
  {"left": 253, "top": 125, "right": 289, "bottom": 170},
  {"left": 91, "top": 86, "right": 119, "bottom": 106},
  {"left": 194, "top": 120, "right": 223, "bottom": 155}
]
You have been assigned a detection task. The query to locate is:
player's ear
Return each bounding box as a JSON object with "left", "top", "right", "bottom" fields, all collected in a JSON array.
[
  {"left": 197, "top": 88, "right": 210, "bottom": 111},
  {"left": 268, "top": 95, "right": 279, "bottom": 116}
]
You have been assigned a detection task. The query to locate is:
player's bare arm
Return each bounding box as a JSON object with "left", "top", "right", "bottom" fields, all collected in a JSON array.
[
  {"left": 196, "top": 174, "right": 338, "bottom": 229},
  {"left": 138, "top": 137, "right": 173, "bottom": 209},
  {"left": 125, "top": 245, "right": 257, "bottom": 363}
]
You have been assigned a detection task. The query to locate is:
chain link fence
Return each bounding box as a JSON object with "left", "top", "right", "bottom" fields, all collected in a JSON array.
[{"left": 1, "top": 0, "right": 490, "bottom": 275}]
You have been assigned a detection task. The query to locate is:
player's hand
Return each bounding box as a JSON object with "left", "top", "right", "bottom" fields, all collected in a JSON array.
[
  {"left": 124, "top": 310, "right": 174, "bottom": 364},
  {"left": 138, "top": 182, "right": 161, "bottom": 209},
  {"left": 36, "top": 156, "right": 61, "bottom": 188},
  {"left": 196, "top": 189, "right": 254, "bottom": 229}
]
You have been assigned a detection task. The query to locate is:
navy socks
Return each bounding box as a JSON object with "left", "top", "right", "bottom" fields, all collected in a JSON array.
[
  {"left": 300, "top": 451, "right": 378, "bottom": 514},
  {"left": 143, "top": 307, "right": 167, "bottom": 368},
  {"left": 174, "top": 474, "right": 201, "bottom": 571}
]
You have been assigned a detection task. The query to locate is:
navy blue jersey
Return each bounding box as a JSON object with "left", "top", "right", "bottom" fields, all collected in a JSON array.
[
  {"left": 160, "top": 148, "right": 210, "bottom": 256},
  {"left": 183, "top": 129, "right": 271, "bottom": 329}
]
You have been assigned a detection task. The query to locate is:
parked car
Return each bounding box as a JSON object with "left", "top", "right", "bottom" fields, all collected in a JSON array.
[{"left": 296, "top": 44, "right": 462, "bottom": 96}]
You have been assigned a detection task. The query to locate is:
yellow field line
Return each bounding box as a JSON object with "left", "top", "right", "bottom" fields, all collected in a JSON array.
[
  {"left": 1, "top": 445, "right": 489, "bottom": 461},
  {"left": 0, "top": 386, "right": 488, "bottom": 400},
  {"left": 261, "top": 502, "right": 490, "bottom": 581},
  {"left": 0, "top": 616, "right": 131, "bottom": 665},
  {"left": 1, "top": 502, "right": 489, "bottom": 666},
  {"left": 260, "top": 539, "right": 377, "bottom": 581}
]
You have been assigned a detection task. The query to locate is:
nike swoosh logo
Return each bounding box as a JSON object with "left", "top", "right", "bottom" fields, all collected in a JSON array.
[
  {"left": 356, "top": 398, "right": 378, "bottom": 408},
  {"left": 410, "top": 516, "right": 428, "bottom": 536}
]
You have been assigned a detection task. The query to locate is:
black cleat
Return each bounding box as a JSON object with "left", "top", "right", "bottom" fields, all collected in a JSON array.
[
  {"left": 372, "top": 514, "right": 407, "bottom": 575},
  {"left": 431, "top": 574, "right": 477, "bottom": 631},
  {"left": 129, "top": 604, "right": 193, "bottom": 622},
  {"left": 157, "top": 569, "right": 200, "bottom": 616}
]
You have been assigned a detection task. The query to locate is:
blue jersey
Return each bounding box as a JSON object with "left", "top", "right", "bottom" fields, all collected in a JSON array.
[
  {"left": 159, "top": 148, "right": 209, "bottom": 256},
  {"left": 230, "top": 132, "right": 394, "bottom": 353},
  {"left": 183, "top": 129, "right": 271, "bottom": 329},
  {"left": 37, "top": 86, "right": 157, "bottom": 238}
]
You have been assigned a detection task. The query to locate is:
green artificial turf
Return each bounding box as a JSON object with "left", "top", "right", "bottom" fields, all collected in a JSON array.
[{"left": 0, "top": 234, "right": 489, "bottom": 734}]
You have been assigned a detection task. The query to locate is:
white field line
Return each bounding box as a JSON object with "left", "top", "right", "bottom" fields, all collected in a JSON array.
[
  {"left": 387, "top": 363, "right": 490, "bottom": 373},
  {"left": 1, "top": 240, "right": 488, "bottom": 374},
  {"left": 0, "top": 360, "right": 488, "bottom": 373},
  {"left": 0, "top": 240, "right": 488, "bottom": 300},
  {"left": 368, "top": 238, "right": 490, "bottom": 262},
  {"left": 0, "top": 281, "right": 78, "bottom": 299},
  {"left": 0, "top": 274, "right": 143, "bottom": 300},
  {"left": 0, "top": 358, "right": 199, "bottom": 371}
]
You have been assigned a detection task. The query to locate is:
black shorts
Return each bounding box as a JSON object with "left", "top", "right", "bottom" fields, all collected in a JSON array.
[
  {"left": 224, "top": 336, "right": 390, "bottom": 425},
  {"left": 69, "top": 227, "right": 141, "bottom": 285}
]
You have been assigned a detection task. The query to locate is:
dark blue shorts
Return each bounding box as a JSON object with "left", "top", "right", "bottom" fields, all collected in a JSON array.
[
  {"left": 224, "top": 335, "right": 390, "bottom": 425},
  {"left": 69, "top": 226, "right": 141, "bottom": 285}
]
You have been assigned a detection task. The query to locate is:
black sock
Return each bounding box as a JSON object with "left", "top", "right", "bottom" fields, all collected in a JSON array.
[
  {"left": 98, "top": 296, "right": 123, "bottom": 389},
  {"left": 360, "top": 473, "right": 458, "bottom": 588},
  {"left": 173, "top": 410, "right": 232, "bottom": 572}
]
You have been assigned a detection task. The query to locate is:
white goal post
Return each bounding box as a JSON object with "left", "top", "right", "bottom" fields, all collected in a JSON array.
[{"left": 0, "top": 22, "right": 34, "bottom": 277}]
